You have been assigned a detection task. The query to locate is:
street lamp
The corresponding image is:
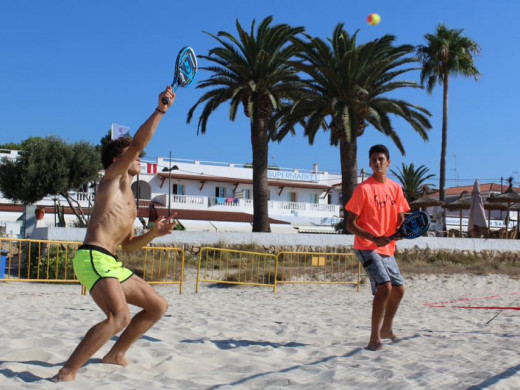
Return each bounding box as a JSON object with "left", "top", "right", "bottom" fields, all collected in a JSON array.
[
  {"left": 161, "top": 151, "right": 179, "bottom": 215},
  {"left": 136, "top": 173, "right": 140, "bottom": 211}
]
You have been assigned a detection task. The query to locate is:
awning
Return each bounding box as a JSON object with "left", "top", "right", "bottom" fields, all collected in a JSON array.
[
  {"left": 177, "top": 219, "right": 297, "bottom": 233},
  {"left": 270, "top": 224, "right": 298, "bottom": 234},
  {"left": 177, "top": 219, "right": 216, "bottom": 232},
  {"left": 296, "top": 225, "right": 338, "bottom": 234},
  {"left": 210, "top": 221, "right": 252, "bottom": 232}
]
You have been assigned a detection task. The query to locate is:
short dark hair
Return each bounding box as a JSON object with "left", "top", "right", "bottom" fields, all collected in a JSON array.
[
  {"left": 369, "top": 144, "right": 390, "bottom": 160},
  {"left": 101, "top": 137, "right": 131, "bottom": 170}
]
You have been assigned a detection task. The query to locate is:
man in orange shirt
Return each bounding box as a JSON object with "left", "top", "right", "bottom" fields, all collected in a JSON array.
[{"left": 346, "top": 144, "right": 410, "bottom": 351}]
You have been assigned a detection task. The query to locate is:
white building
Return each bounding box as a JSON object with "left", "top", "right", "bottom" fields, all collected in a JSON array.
[
  {"left": 131, "top": 157, "right": 344, "bottom": 233},
  {"left": 0, "top": 150, "right": 345, "bottom": 235}
]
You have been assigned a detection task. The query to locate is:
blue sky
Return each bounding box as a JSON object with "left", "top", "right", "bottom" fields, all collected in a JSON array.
[{"left": 1, "top": 1, "right": 519, "bottom": 188}]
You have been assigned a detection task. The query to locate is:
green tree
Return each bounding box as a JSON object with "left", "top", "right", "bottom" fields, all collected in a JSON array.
[
  {"left": 0, "top": 136, "right": 101, "bottom": 226},
  {"left": 98, "top": 130, "right": 112, "bottom": 153},
  {"left": 390, "top": 163, "right": 436, "bottom": 202},
  {"left": 187, "top": 16, "right": 305, "bottom": 232},
  {"left": 0, "top": 143, "right": 22, "bottom": 150},
  {"left": 416, "top": 24, "right": 480, "bottom": 228},
  {"left": 277, "top": 24, "right": 431, "bottom": 231}
]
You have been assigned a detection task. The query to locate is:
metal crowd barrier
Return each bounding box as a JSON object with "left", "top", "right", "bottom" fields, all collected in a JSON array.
[
  {"left": 276, "top": 251, "right": 361, "bottom": 291},
  {"left": 117, "top": 246, "right": 185, "bottom": 294},
  {"left": 0, "top": 238, "right": 80, "bottom": 283},
  {"left": 0, "top": 238, "right": 185, "bottom": 294},
  {"left": 196, "top": 247, "right": 279, "bottom": 292},
  {"left": 195, "top": 247, "right": 360, "bottom": 293}
]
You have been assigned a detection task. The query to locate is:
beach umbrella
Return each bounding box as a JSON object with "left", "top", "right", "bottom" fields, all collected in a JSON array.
[
  {"left": 409, "top": 195, "right": 444, "bottom": 211},
  {"left": 443, "top": 191, "right": 472, "bottom": 233},
  {"left": 486, "top": 179, "right": 520, "bottom": 238},
  {"left": 467, "top": 180, "right": 487, "bottom": 237}
]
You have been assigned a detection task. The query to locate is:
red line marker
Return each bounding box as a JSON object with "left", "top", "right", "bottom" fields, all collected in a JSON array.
[{"left": 424, "top": 292, "right": 520, "bottom": 310}]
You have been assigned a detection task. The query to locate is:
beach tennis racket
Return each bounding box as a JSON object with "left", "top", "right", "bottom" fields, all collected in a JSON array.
[
  {"left": 389, "top": 211, "right": 430, "bottom": 240},
  {"left": 161, "top": 46, "right": 198, "bottom": 104}
]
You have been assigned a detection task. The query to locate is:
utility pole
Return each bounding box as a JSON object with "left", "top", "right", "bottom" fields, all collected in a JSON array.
[
  {"left": 451, "top": 153, "right": 459, "bottom": 186},
  {"left": 168, "top": 151, "right": 172, "bottom": 215}
]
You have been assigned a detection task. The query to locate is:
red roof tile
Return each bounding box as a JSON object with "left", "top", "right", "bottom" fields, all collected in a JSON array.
[{"left": 431, "top": 183, "right": 520, "bottom": 196}]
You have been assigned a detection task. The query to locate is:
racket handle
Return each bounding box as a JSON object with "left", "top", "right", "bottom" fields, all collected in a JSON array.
[{"left": 161, "top": 83, "right": 178, "bottom": 105}]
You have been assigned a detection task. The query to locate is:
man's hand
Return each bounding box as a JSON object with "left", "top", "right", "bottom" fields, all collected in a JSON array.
[
  {"left": 158, "top": 86, "right": 176, "bottom": 112},
  {"left": 371, "top": 236, "right": 392, "bottom": 247},
  {"left": 152, "top": 213, "right": 178, "bottom": 236}
]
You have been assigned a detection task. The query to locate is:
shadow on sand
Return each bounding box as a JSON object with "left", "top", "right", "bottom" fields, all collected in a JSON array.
[
  {"left": 466, "top": 363, "right": 520, "bottom": 390},
  {"left": 0, "top": 358, "right": 102, "bottom": 383},
  {"left": 205, "top": 334, "right": 420, "bottom": 389}
]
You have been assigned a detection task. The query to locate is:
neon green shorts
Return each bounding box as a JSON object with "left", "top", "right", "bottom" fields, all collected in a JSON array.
[{"left": 73, "top": 244, "right": 133, "bottom": 293}]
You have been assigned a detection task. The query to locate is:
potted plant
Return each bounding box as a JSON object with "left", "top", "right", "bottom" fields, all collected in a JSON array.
[{"left": 35, "top": 207, "right": 45, "bottom": 220}]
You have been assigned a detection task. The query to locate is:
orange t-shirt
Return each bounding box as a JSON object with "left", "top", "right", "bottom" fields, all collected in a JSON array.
[{"left": 345, "top": 176, "right": 410, "bottom": 256}]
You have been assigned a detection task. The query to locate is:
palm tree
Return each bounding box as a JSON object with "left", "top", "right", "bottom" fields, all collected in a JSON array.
[
  {"left": 276, "top": 24, "right": 431, "bottom": 229},
  {"left": 416, "top": 24, "right": 480, "bottom": 228},
  {"left": 187, "top": 17, "right": 304, "bottom": 232},
  {"left": 390, "top": 163, "right": 436, "bottom": 203}
]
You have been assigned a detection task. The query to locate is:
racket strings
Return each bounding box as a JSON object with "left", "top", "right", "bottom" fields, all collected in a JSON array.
[
  {"left": 179, "top": 55, "right": 196, "bottom": 83},
  {"left": 402, "top": 212, "right": 430, "bottom": 238},
  {"left": 174, "top": 48, "right": 197, "bottom": 86}
]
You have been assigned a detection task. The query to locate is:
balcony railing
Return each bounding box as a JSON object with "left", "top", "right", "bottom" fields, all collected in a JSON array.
[
  {"left": 163, "top": 194, "right": 340, "bottom": 216},
  {"left": 171, "top": 194, "right": 206, "bottom": 206}
]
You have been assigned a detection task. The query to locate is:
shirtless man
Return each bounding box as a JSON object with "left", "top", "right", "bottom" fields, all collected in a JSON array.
[
  {"left": 52, "top": 87, "right": 176, "bottom": 382},
  {"left": 345, "top": 144, "right": 410, "bottom": 351}
]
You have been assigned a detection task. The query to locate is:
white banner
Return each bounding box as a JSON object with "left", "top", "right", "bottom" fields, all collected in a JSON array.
[{"left": 111, "top": 123, "right": 131, "bottom": 140}]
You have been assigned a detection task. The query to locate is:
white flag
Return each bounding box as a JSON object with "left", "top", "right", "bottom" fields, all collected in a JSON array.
[{"left": 111, "top": 123, "right": 131, "bottom": 140}]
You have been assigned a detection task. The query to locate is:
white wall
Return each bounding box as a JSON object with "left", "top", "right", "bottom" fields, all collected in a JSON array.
[{"left": 30, "top": 227, "right": 520, "bottom": 253}]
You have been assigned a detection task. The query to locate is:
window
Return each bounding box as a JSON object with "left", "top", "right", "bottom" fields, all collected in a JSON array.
[
  {"left": 288, "top": 192, "right": 298, "bottom": 202},
  {"left": 215, "top": 186, "right": 227, "bottom": 198},
  {"left": 172, "top": 184, "right": 184, "bottom": 195},
  {"left": 244, "top": 189, "right": 251, "bottom": 199},
  {"left": 310, "top": 193, "right": 319, "bottom": 204}
]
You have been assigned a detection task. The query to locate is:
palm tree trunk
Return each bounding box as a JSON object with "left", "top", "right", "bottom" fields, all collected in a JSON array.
[
  {"left": 439, "top": 71, "right": 449, "bottom": 230},
  {"left": 340, "top": 138, "right": 358, "bottom": 234},
  {"left": 251, "top": 121, "right": 271, "bottom": 232}
]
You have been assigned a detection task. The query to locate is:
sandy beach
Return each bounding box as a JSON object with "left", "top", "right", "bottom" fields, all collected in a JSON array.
[{"left": 1, "top": 272, "right": 520, "bottom": 389}]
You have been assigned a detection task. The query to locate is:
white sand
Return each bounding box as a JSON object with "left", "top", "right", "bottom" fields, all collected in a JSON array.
[{"left": 1, "top": 273, "right": 520, "bottom": 389}]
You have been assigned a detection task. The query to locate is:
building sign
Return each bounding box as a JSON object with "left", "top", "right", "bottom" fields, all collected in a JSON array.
[
  {"left": 268, "top": 170, "right": 319, "bottom": 182},
  {"left": 446, "top": 217, "right": 515, "bottom": 230}
]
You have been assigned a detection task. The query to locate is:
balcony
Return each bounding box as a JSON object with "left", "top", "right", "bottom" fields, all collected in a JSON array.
[{"left": 156, "top": 194, "right": 340, "bottom": 217}]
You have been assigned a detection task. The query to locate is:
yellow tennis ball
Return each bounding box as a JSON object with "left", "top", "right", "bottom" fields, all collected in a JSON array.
[{"left": 367, "top": 13, "right": 381, "bottom": 26}]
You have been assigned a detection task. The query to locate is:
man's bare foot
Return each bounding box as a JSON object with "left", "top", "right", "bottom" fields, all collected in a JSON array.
[
  {"left": 49, "top": 368, "right": 76, "bottom": 382},
  {"left": 380, "top": 330, "right": 398, "bottom": 340},
  {"left": 102, "top": 352, "right": 129, "bottom": 366},
  {"left": 365, "top": 341, "right": 383, "bottom": 351}
]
